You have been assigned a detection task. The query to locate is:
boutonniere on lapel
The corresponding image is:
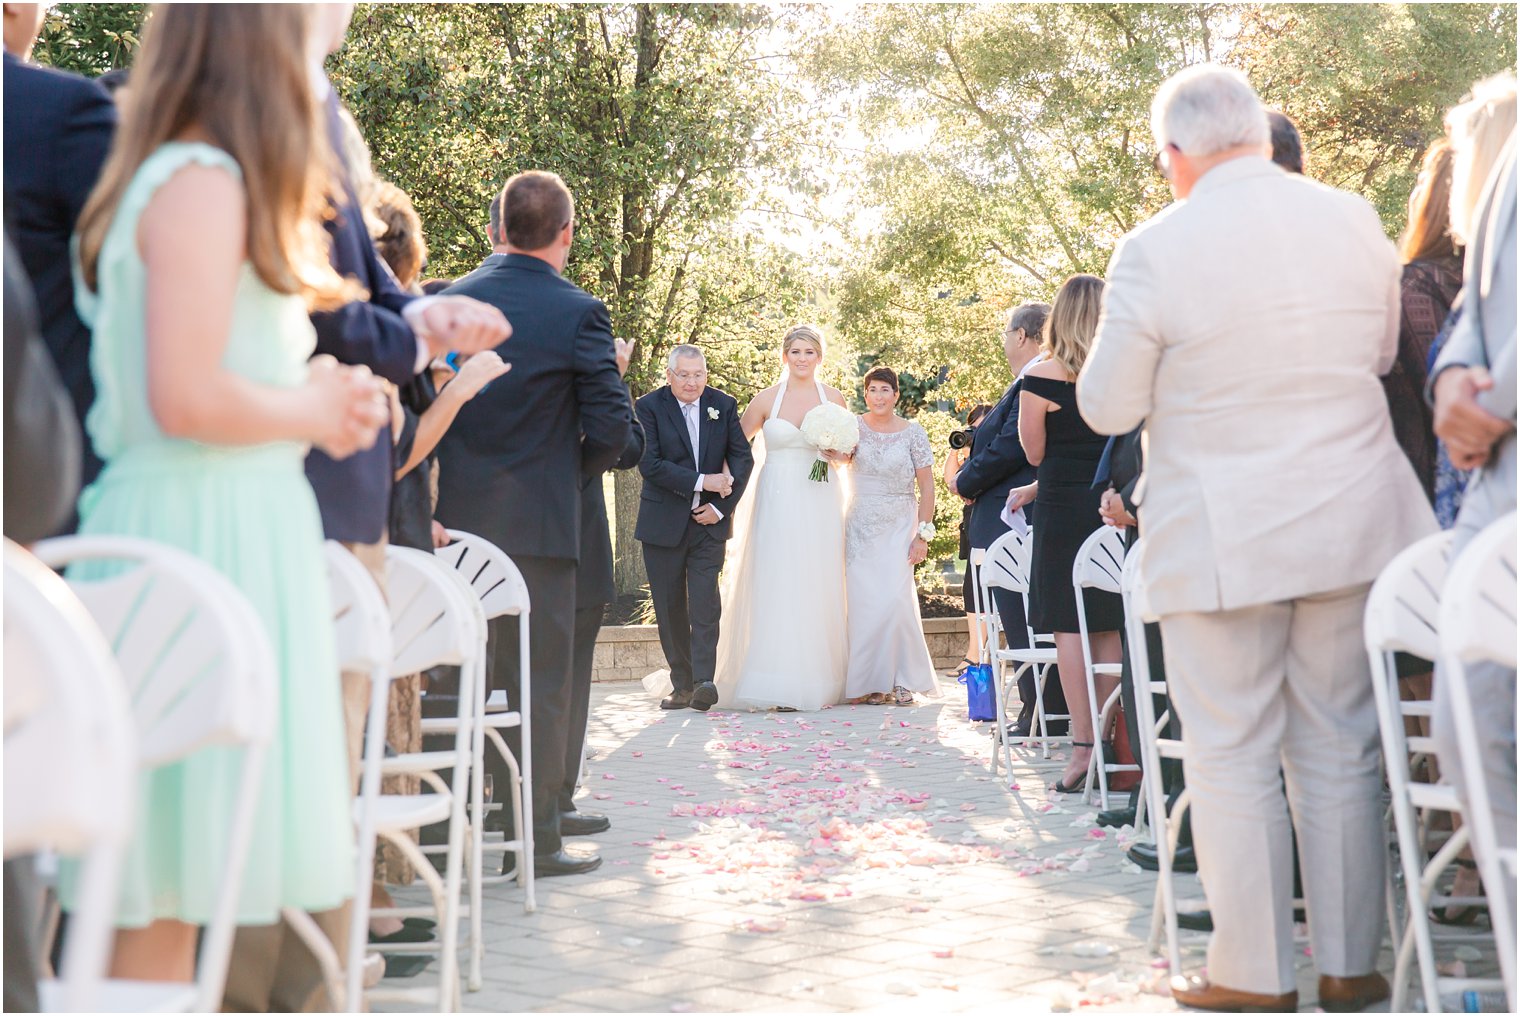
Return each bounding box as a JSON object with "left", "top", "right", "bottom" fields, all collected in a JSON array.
[{"left": 707, "top": 407, "right": 720, "bottom": 421}]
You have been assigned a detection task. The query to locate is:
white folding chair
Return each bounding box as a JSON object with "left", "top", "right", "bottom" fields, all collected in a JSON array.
[
  {"left": 1073, "top": 526, "right": 1135, "bottom": 809},
  {"left": 976, "top": 528, "right": 1067, "bottom": 778},
  {"left": 1121, "top": 541, "right": 1191, "bottom": 975},
  {"left": 31, "top": 535, "right": 276, "bottom": 1013},
  {"left": 433, "top": 528, "right": 536, "bottom": 995},
  {"left": 1438, "top": 512, "right": 1518, "bottom": 1011},
  {"left": 364, "top": 546, "right": 478, "bottom": 1012},
  {"left": 275, "top": 542, "right": 402, "bottom": 1012},
  {"left": 1365, "top": 529, "right": 1503, "bottom": 1012},
  {"left": 4, "top": 541, "right": 136, "bottom": 1014}
]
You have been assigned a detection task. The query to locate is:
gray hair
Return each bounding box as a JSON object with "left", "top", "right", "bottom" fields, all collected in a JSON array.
[
  {"left": 1005, "top": 302, "right": 1051, "bottom": 340},
  {"left": 667, "top": 344, "right": 706, "bottom": 371},
  {"left": 1446, "top": 73, "right": 1517, "bottom": 245},
  {"left": 1151, "top": 64, "right": 1269, "bottom": 158}
]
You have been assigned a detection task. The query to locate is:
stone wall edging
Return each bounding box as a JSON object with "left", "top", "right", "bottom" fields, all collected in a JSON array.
[{"left": 591, "top": 617, "right": 971, "bottom": 683}]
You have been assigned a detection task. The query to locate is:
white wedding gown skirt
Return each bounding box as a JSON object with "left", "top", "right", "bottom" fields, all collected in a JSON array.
[
  {"left": 844, "top": 483, "right": 941, "bottom": 698},
  {"left": 715, "top": 418, "right": 848, "bottom": 710}
]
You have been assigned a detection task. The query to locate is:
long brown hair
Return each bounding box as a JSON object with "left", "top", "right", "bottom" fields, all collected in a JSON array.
[
  {"left": 1043, "top": 274, "right": 1106, "bottom": 376},
  {"left": 76, "top": 4, "right": 354, "bottom": 309},
  {"left": 1400, "top": 140, "right": 1458, "bottom": 264}
]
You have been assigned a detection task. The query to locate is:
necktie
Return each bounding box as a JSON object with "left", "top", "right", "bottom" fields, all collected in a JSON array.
[
  {"left": 682, "top": 401, "right": 700, "bottom": 461},
  {"left": 683, "top": 401, "right": 701, "bottom": 509}
]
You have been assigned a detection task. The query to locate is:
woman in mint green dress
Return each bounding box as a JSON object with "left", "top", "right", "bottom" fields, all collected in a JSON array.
[{"left": 66, "top": 5, "right": 388, "bottom": 980}]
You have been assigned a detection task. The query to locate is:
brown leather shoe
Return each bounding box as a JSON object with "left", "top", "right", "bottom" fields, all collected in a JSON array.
[
  {"left": 1171, "top": 975, "right": 1298, "bottom": 1012},
  {"left": 660, "top": 689, "right": 693, "bottom": 710},
  {"left": 1318, "top": 972, "right": 1390, "bottom": 1013}
]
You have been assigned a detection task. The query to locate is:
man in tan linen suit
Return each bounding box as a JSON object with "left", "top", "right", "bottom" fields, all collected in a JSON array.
[{"left": 1079, "top": 65, "right": 1436, "bottom": 1012}]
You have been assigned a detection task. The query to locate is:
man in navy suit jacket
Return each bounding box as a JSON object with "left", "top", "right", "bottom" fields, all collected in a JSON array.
[
  {"left": 562, "top": 373, "right": 643, "bottom": 838},
  {"left": 3, "top": 6, "right": 117, "bottom": 511},
  {"left": 436, "top": 170, "right": 632, "bottom": 876},
  {"left": 949, "top": 302, "right": 1063, "bottom": 733}
]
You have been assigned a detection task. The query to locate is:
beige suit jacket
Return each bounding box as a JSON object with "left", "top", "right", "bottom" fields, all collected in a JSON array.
[{"left": 1078, "top": 155, "right": 1437, "bottom": 617}]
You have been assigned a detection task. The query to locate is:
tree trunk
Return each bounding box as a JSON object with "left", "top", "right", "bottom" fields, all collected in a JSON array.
[{"left": 613, "top": 467, "right": 648, "bottom": 596}]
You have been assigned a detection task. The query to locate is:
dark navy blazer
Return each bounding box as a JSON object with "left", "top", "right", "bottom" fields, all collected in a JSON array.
[
  {"left": 3, "top": 52, "right": 116, "bottom": 498},
  {"left": 434, "top": 254, "right": 632, "bottom": 563},
  {"left": 302, "top": 90, "right": 421, "bottom": 544},
  {"left": 955, "top": 377, "right": 1037, "bottom": 551}
]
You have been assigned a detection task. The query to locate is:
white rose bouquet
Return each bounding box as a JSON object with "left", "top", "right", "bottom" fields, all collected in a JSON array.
[{"left": 799, "top": 402, "right": 859, "bottom": 482}]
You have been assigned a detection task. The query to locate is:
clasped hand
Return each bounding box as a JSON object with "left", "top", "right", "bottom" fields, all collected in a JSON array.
[
  {"left": 1434, "top": 366, "right": 1514, "bottom": 470},
  {"left": 408, "top": 295, "right": 512, "bottom": 358},
  {"left": 702, "top": 472, "right": 734, "bottom": 498},
  {"left": 1098, "top": 486, "right": 1136, "bottom": 529},
  {"left": 306, "top": 355, "right": 389, "bottom": 460}
]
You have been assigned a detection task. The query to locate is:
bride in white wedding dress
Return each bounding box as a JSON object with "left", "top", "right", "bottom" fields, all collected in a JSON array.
[{"left": 714, "top": 325, "right": 850, "bottom": 711}]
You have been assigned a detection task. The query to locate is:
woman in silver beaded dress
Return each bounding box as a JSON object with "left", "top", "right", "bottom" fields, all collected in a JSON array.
[{"left": 843, "top": 365, "right": 941, "bottom": 704}]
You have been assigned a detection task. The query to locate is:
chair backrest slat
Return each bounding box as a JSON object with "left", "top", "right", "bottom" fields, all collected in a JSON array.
[
  {"left": 325, "top": 542, "right": 392, "bottom": 674},
  {"left": 1363, "top": 530, "right": 1453, "bottom": 662},
  {"left": 32, "top": 536, "right": 276, "bottom": 766},
  {"left": 1443, "top": 513, "right": 1518, "bottom": 669},
  {"left": 385, "top": 546, "right": 477, "bottom": 676},
  {"left": 4, "top": 542, "right": 136, "bottom": 857},
  {"left": 437, "top": 530, "right": 531, "bottom": 619},
  {"left": 1073, "top": 526, "right": 1127, "bottom": 593}
]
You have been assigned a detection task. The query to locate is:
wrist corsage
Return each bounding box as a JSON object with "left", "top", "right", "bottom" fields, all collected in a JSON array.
[{"left": 916, "top": 521, "right": 936, "bottom": 542}]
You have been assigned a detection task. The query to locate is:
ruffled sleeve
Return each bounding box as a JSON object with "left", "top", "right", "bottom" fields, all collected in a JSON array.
[{"left": 909, "top": 422, "right": 933, "bottom": 469}]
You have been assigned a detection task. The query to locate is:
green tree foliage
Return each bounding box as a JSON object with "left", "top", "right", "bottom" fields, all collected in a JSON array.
[
  {"left": 334, "top": 3, "right": 832, "bottom": 594},
  {"left": 810, "top": 3, "right": 1515, "bottom": 411},
  {"left": 32, "top": 3, "right": 1513, "bottom": 595},
  {"left": 33, "top": 3, "right": 144, "bottom": 75}
]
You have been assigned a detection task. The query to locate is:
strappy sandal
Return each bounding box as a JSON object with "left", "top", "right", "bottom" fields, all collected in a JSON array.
[
  {"left": 943, "top": 657, "right": 976, "bottom": 678},
  {"left": 892, "top": 686, "right": 915, "bottom": 706},
  {"left": 1052, "top": 742, "right": 1093, "bottom": 794},
  {"left": 1431, "top": 858, "right": 1487, "bottom": 926}
]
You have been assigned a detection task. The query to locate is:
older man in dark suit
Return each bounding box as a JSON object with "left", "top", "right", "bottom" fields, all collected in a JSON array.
[
  {"left": 3, "top": 3, "right": 116, "bottom": 512},
  {"left": 436, "top": 171, "right": 632, "bottom": 876},
  {"left": 634, "top": 346, "right": 753, "bottom": 712}
]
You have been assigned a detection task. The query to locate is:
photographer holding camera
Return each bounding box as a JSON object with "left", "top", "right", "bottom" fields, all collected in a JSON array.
[
  {"left": 945, "top": 301, "right": 1067, "bottom": 737},
  {"left": 942, "top": 403, "right": 991, "bottom": 677}
]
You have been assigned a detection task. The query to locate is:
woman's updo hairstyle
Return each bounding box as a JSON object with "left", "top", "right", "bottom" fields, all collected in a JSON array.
[
  {"left": 782, "top": 323, "right": 826, "bottom": 359},
  {"left": 862, "top": 365, "right": 899, "bottom": 391}
]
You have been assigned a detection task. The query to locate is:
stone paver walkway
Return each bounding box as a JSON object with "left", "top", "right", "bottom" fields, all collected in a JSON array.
[{"left": 405, "top": 681, "right": 1409, "bottom": 1013}]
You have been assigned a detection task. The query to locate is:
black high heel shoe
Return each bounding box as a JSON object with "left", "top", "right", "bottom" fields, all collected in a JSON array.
[{"left": 1051, "top": 741, "right": 1093, "bottom": 794}]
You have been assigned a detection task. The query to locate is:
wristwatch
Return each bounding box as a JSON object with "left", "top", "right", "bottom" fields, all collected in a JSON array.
[{"left": 916, "top": 521, "right": 936, "bottom": 542}]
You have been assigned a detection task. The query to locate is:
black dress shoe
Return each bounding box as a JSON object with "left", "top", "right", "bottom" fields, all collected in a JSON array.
[
  {"left": 1177, "top": 909, "right": 1213, "bottom": 932},
  {"left": 560, "top": 811, "right": 610, "bottom": 836},
  {"left": 534, "top": 847, "right": 603, "bottom": 877},
  {"left": 1173, "top": 906, "right": 1301, "bottom": 932},
  {"left": 1127, "top": 841, "right": 1197, "bottom": 873},
  {"left": 691, "top": 682, "right": 719, "bottom": 712},
  {"left": 1096, "top": 806, "right": 1137, "bottom": 829},
  {"left": 661, "top": 689, "right": 693, "bottom": 710}
]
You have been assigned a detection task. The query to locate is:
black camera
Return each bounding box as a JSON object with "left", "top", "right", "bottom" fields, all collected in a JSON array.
[{"left": 948, "top": 428, "right": 974, "bottom": 450}]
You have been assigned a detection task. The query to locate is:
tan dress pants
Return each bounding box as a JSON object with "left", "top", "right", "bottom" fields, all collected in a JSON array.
[{"left": 1159, "top": 582, "right": 1384, "bottom": 995}]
